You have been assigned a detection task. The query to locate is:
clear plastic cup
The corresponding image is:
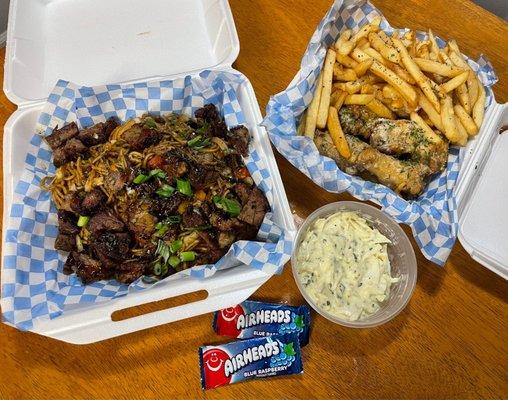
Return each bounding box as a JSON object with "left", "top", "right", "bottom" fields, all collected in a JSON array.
[{"left": 291, "top": 201, "right": 417, "bottom": 328}]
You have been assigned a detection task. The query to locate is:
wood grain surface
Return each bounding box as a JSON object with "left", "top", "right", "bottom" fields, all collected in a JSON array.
[{"left": 1, "top": 1, "right": 507, "bottom": 399}]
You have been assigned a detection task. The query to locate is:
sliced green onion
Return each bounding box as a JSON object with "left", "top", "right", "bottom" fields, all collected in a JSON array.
[
  {"left": 187, "top": 135, "right": 203, "bottom": 147},
  {"left": 156, "top": 184, "right": 175, "bottom": 198},
  {"left": 168, "top": 256, "right": 181, "bottom": 268},
  {"left": 213, "top": 196, "right": 242, "bottom": 217},
  {"left": 160, "top": 263, "right": 168, "bottom": 276},
  {"left": 144, "top": 117, "right": 157, "bottom": 129},
  {"left": 154, "top": 224, "right": 169, "bottom": 237},
  {"left": 180, "top": 251, "right": 196, "bottom": 262},
  {"left": 155, "top": 240, "right": 171, "bottom": 264},
  {"left": 197, "top": 121, "right": 209, "bottom": 135},
  {"left": 149, "top": 169, "right": 166, "bottom": 179},
  {"left": 77, "top": 215, "right": 90, "bottom": 227},
  {"left": 169, "top": 239, "right": 183, "bottom": 254},
  {"left": 153, "top": 262, "right": 162, "bottom": 276},
  {"left": 177, "top": 178, "right": 193, "bottom": 196},
  {"left": 133, "top": 173, "right": 149, "bottom": 184}
]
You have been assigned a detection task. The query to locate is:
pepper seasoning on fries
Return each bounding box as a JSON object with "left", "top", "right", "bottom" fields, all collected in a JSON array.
[{"left": 299, "top": 17, "right": 486, "bottom": 154}]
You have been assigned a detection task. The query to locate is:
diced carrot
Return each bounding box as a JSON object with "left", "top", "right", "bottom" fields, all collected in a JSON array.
[
  {"left": 147, "top": 154, "right": 165, "bottom": 169},
  {"left": 235, "top": 167, "right": 250, "bottom": 180},
  {"left": 178, "top": 201, "right": 189, "bottom": 214},
  {"left": 195, "top": 189, "right": 206, "bottom": 201}
]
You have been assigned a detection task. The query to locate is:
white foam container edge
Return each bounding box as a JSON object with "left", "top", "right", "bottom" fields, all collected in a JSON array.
[
  {"left": 454, "top": 101, "right": 508, "bottom": 280},
  {"left": 2, "top": 0, "right": 297, "bottom": 344}
]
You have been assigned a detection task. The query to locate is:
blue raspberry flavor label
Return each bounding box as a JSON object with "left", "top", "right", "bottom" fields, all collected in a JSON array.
[
  {"left": 213, "top": 300, "right": 311, "bottom": 346},
  {"left": 199, "top": 333, "right": 303, "bottom": 389}
]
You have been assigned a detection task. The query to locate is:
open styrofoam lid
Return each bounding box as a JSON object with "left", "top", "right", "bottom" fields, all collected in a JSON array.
[
  {"left": 459, "top": 103, "right": 508, "bottom": 279},
  {"left": 4, "top": 0, "right": 239, "bottom": 105}
]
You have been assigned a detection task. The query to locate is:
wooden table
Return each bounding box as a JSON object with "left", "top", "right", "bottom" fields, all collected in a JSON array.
[{"left": 1, "top": 0, "right": 507, "bottom": 398}]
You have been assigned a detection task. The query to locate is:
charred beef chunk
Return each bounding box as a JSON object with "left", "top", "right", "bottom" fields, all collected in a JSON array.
[
  {"left": 123, "top": 124, "right": 162, "bottom": 151},
  {"left": 88, "top": 210, "right": 125, "bottom": 235},
  {"left": 235, "top": 222, "right": 259, "bottom": 241},
  {"left": 223, "top": 153, "right": 242, "bottom": 171},
  {"left": 227, "top": 126, "right": 250, "bottom": 157},
  {"left": 136, "top": 178, "right": 159, "bottom": 197},
  {"left": 69, "top": 188, "right": 106, "bottom": 215},
  {"left": 105, "top": 171, "right": 131, "bottom": 192},
  {"left": 81, "top": 188, "right": 106, "bottom": 213},
  {"left": 53, "top": 138, "right": 88, "bottom": 167},
  {"left": 70, "top": 252, "right": 110, "bottom": 284},
  {"left": 92, "top": 232, "right": 131, "bottom": 261},
  {"left": 115, "top": 260, "right": 148, "bottom": 284},
  {"left": 150, "top": 192, "right": 186, "bottom": 219},
  {"left": 233, "top": 183, "right": 252, "bottom": 205},
  {"left": 54, "top": 234, "right": 76, "bottom": 252},
  {"left": 237, "top": 186, "right": 269, "bottom": 227},
  {"left": 188, "top": 163, "right": 219, "bottom": 190},
  {"left": 128, "top": 202, "right": 157, "bottom": 247},
  {"left": 162, "top": 152, "right": 188, "bottom": 184},
  {"left": 57, "top": 210, "right": 79, "bottom": 235},
  {"left": 77, "top": 117, "right": 119, "bottom": 147},
  {"left": 91, "top": 245, "right": 119, "bottom": 270},
  {"left": 63, "top": 252, "right": 76, "bottom": 274},
  {"left": 45, "top": 122, "right": 79, "bottom": 150},
  {"left": 194, "top": 104, "right": 228, "bottom": 138},
  {"left": 182, "top": 206, "right": 207, "bottom": 228}
]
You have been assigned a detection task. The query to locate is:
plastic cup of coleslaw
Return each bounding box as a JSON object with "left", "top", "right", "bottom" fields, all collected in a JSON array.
[{"left": 291, "top": 201, "right": 417, "bottom": 328}]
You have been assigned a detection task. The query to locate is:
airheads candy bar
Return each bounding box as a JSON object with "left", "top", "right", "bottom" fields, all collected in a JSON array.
[
  {"left": 213, "top": 300, "right": 311, "bottom": 346},
  {"left": 199, "top": 333, "right": 303, "bottom": 390}
]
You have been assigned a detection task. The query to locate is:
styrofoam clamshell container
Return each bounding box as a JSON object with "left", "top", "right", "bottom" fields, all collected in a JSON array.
[
  {"left": 2, "top": 0, "right": 296, "bottom": 344},
  {"left": 454, "top": 101, "right": 508, "bottom": 279}
]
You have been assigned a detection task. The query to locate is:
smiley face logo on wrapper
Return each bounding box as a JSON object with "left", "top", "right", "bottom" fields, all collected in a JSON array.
[
  {"left": 202, "top": 348, "right": 231, "bottom": 388},
  {"left": 215, "top": 304, "right": 244, "bottom": 337}
]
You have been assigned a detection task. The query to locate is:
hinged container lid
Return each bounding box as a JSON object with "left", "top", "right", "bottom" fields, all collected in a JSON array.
[
  {"left": 456, "top": 102, "right": 508, "bottom": 279},
  {"left": 3, "top": 0, "right": 239, "bottom": 106}
]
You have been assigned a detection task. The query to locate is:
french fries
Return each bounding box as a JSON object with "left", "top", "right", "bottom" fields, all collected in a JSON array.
[
  {"left": 413, "top": 58, "right": 466, "bottom": 77},
  {"left": 300, "top": 20, "right": 487, "bottom": 153},
  {"left": 344, "top": 94, "right": 375, "bottom": 105},
  {"left": 327, "top": 106, "right": 351, "bottom": 159},
  {"left": 392, "top": 37, "right": 441, "bottom": 112},
  {"left": 304, "top": 73, "right": 323, "bottom": 138},
  {"left": 317, "top": 48, "right": 337, "bottom": 129}
]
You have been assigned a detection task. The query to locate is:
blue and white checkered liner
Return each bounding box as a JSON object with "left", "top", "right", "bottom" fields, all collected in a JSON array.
[
  {"left": 262, "top": 0, "right": 497, "bottom": 265},
  {"left": 2, "top": 70, "right": 293, "bottom": 330}
]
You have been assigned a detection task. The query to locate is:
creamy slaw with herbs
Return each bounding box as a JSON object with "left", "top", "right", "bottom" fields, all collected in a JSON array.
[{"left": 296, "top": 211, "right": 399, "bottom": 321}]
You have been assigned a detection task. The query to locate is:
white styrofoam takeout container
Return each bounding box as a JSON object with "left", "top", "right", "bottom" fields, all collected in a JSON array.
[
  {"left": 454, "top": 102, "right": 508, "bottom": 279},
  {"left": 2, "top": 0, "right": 297, "bottom": 344}
]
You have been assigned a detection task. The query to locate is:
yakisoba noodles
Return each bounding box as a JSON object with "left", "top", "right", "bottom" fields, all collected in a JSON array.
[{"left": 42, "top": 105, "right": 269, "bottom": 284}]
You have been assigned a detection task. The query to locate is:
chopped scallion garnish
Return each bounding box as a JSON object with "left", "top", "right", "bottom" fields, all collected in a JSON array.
[
  {"left": 180, "top": 251, "right": 196, "bottom": 262},
  {"left": 77, "top": 215, "right": 90, "bottom": 227},
  {"left": 213, "top": 196, "right": 241, "bottom": 217},
  {"left": 156, "top": 184, "right": 175, "bottom": 198},
  {"left": 177, "top": 178, "right": 193, "bottom": 196}
]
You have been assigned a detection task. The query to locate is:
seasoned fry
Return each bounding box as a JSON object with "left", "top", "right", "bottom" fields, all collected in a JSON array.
[
  {"left": 353, "top": 59, "right": 373, "bottom": 77},
  {"left": 317, "top": 48, "right": 337, "bottom": 129},
  {"left": 393, "top": 64, "right": 416, "bottom": 85},
  {"left": 454, "top": 104, "right": 478, "bottom": 136},
  {"left": 304, "top": 73, "right": 323, "bottom": 138},
  {"left": 454, "top": 115, "right": 468, "bottom": 141},
  {"left": 357, "top": 37, "right": 369, "bottom": 49},
  {"left": 363, "top": 47, "right": 387, "bottom": 65},
  {"left": 368, "top": 32, "right": 400, "bottom": 63},
  {"left": 327, "top": 106, "right": 351, "bottom": 159},
  {"left": 416, "top": 42, "right": 430, "bottom": 59},
  {"left": 392, "top": 37, "right": 441, "bottom": 112},
  {"left": 441, "top": 71, "right": 469, "bottom": 93},
  {"left": 467, "top": 70, "right": 479, "bottom": 106},
  {"left": 351, "top": 48, "right": 418, "bottom": 106},
  {"left": 472, "top": 79, "right": 486, "bottom": 130},
  {"left": 439, "top": 49, "right": 454, "bottom": 67},
  {"left": 377, "top": 31, "right": 393, "bottom": 46},
  {"left": 413, "top": 58, "right": 466, "bottom": 77},
  {"left": 334, "top": 29, "right": 352, "bottom": 51},
  {"left": 333, "top": 64, "right": 358, "bottom": 81},
  {"left": 410, "top": 112, "right": 442, "bottom": 144},
  {"left": 344, "top": 94, "right": 375, "bottom": 105},
  {"left": 367, "top": 98, "right": 395, "bottom": 119},
  {"left": 441, "top": 96, "right": 467, "bottom": 145},
  {"left": 428, "top": 29, "right": 440, "bottom": 58},
  {"left": 338, "top": 40, "right": 356, "bottom": 56},
  {"left": 360, "top": 83, "right": 375, "bottom": 94},
  {"left": 427, "top": 77, "right": 446, "bottom": 99},
  {"left": 349, "top": 16, "right": 381, "bottom": 44},
  {"left": 332, "top": 90, "right": 348, "bottom": 110},
  {"left": 382, "top": 85, "right": 401, "bottom": 100},
  {"left": 418, "top": 89, "right": 444, "bottom": 131},
  {"left": 336, "top": 53, "right": 358, "bottom": 68}
]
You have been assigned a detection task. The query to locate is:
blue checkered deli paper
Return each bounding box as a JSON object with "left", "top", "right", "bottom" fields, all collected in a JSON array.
[
  {"left": 262, "top": 0, "right": 498, "bottom": 265},
  {"left": 2, "top": 70, "right": 293, "bottom": 330}
]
